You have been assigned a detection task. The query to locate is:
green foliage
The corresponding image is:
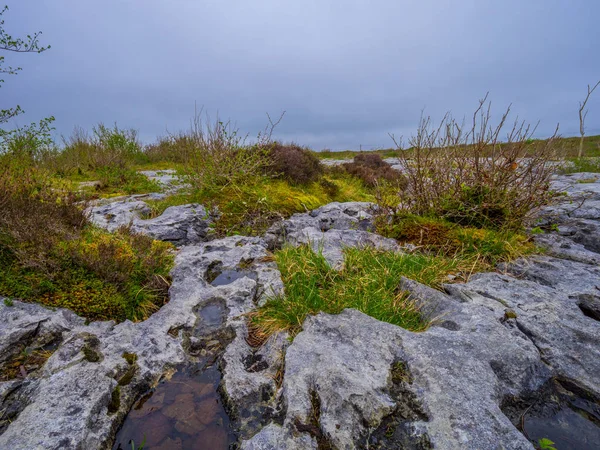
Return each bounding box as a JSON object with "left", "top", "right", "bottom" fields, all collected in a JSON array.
[
  {"left": 254, "top": 213, "right": 534, "bottom": 340},
  {"left": 0, "top": 154, "right": 174, "bottom": 322},
  {"left": 38, "top": 123, "right": 158, "bottom": 194},
  {"left": 107, "top": 386, "right": 121, "bottom": 414},
  {"left": 131, "top": 438, "right": 146, "bottom": 450},
  {"left": 147, "top": 173, "right": 372, "bottom": 236},
  {"left": 144, "top": 134, "right": 195, "bottom": 164},
  {"left": 0, "top": 116, "right": 55, "bottom": 157},
  {"left": 251, "top": 245, "right": 438, "bottom": 339},
  {"left": 95, "top": 166, "right": 161, "bottom": 195},
  {"left": 0, "top": 6, "right": 53, "bottom": 148},
  {"left": 377, "top": 214, "right": 534, "bottom": 268},
  {"left": 537, "top": 438, "right": 557, "bottom": 450},
  {"left": 0, "top": 226, "right": 174, "bottom": 322},
  {"left": 561, "top": 157, "right": 600, "bottom": 174}
]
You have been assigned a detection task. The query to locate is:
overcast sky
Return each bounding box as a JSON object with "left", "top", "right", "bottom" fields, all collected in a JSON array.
[{"left": 3, "top": 0, "right": 600, "bottom": 150}]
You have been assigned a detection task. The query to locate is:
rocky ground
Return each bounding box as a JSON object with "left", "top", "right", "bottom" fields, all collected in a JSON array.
[{"left": 1, "top": 171, "right": 599, "bottom": 449}]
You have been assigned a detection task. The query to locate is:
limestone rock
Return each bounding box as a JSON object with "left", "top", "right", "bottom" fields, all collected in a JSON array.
[
  {"left": 88, "top": 200, "right": 216, "bottom": 246},
  {"left": 241, "top": 423, "right": 317, "bottom": 450},
  {"left": 0, "top": 235, "right": 283, "bottom": 449},
  {"left": 86, "top": 198, "right": 151, "bottom": 232},
  {"left": 265, "top": 202, "right": 398, "bottom": 267},
  {"left": 138, "top": 169, "right": 186, "bottom": 194},
  {"left": 131, "top": 203, "right": 216, "bottom": 245}
]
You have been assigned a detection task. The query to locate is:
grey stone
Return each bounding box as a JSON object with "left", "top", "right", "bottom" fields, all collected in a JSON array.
[
  {"left": 261, "top": 304, "right": 543, "bottom": 450},
  {"left": 131, "top": 203, "right": 216, "bottom": 245},
  {"left": 265, "top": 202, "right": 398, "bottom": 267},
  {"left": 5, "top": 180, "right": 600, "bottom": 450},
  {"left": 266, "top": 201, "right": 378, "bottom": 245},
  {"left": 286, "top": 226, "right": 400, "bottom": 268},
  {"left": 86, "top": 198, "right": 151, "bottom": 231},
  {"left": 241, "top": 423, "right": 317, "bottom": 450},
  {"left": 88, "top": 200, "right": 216, "bottom": 246},
  {"left": 533, "top": 232, "right": 600, "bottom": 265}
]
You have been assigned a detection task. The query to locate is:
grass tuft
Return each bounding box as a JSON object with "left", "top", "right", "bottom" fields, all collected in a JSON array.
[
  {"left": 376, "top": 214, "right": 535, "bottom": 268},
  {"left": 251, "top": 245, "right": 438, "bottom": 339}
]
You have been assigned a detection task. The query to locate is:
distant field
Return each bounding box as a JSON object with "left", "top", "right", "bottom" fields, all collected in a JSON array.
[
  {"left": 316, "top": 134, "right": 600, "bottom": 159},
  {"left": 316, "top": 148, "right": 400, "bottom": 159}
]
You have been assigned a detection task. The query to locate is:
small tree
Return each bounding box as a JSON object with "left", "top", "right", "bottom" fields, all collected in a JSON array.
[
  {"left": 0, "top": 5, "right": 53, "bottom": 150},
  {"left": 578, "top": 79, "right": 600, "bottom": 157}
]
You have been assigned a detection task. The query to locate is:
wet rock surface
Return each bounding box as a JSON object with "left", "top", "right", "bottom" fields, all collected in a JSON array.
[
  {"left": 1, "top": 174, "right": 600, "bottom": 449},
  {"left": 0, "top": 236, "right": 282, "bottom": 449}
]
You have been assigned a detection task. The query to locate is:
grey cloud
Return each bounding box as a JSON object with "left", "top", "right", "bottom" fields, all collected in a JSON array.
[{"left": 3, "top": 0, "right": 600, "bottom": 149}]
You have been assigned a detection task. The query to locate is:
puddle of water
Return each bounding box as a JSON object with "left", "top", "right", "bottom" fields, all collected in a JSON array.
[
  {"left": 210, "top": 269, "right": 256, "bottom": 287},
  {"left": 199, "top": 304, "right": 225, "bottom": 329},
  {"left": 507, "top": 379, "right": 600, "bottom": 450},
  {"left": 112, "top": 364, "right": 236, "bottom": 450},
  {"left": 524, "top": 406, "right": 600, "bottom": 450}
]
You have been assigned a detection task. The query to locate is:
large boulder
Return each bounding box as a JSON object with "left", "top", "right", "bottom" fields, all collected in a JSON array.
[
  {"left": 131, "top": 203, "right": 215, "bottom": 245},
  {"left": 87, "top": 200, "right": 216, "bottom": 246}
]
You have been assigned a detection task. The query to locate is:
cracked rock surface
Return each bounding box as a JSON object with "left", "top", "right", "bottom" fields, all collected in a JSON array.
[
  {"left": 1, "top": 174, "right": 600, "bottom": 449},
  {"left": 87, "top": 199, "right": 216, "bottom": 245},
  {"left": 265, "top": 201, "right": 400, "bottom": 267}
]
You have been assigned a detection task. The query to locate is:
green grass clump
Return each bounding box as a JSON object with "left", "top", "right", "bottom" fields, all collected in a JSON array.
[
  {"left": 93, "top": 166, "right": 162, "bottom": 195},
  {"left": 377, "top": 214, "right": 534, "bottom": 268},
  {"left": 0, "top": 227, "right": 174, "bottom": 322},
  {"left": 41, "top": 124, "right": 164, "bottom": 196},
  {"left": 561, "top": 157, "right": 600, "bottom": 174},
  {"left": 0, "top": 154, "right": 174, "bottom": 322},
  {"left": 252, "top": 214, "right": 534, "bottom": 340},
  {"left": 251, "top": 245, "right": 441, "bottom": 339}
]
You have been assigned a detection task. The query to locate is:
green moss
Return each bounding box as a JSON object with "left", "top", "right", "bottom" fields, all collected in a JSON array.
[
  {"left": 122, "top": 352, "right": 137, "bottom": 365},
  {"left": 107, "top": 385, "right": 121, "bottom": 414},
  {"left": 146, "top": 173, "right": 373, "bottom": 236},
  {"left": 82, "top": 345, "right": 101, "bottom": 363},
  {"left": 391, "top": 361, "right": 411, "bottom": 384},
  {"left": 377, "top": 214, "right": 534, "bottom": 267},
  {"left": 0, "top": 226, "right": 174, "bottom": 323},
  {"left": 117, "top": 365, "right": 136, "bottom": 386}
]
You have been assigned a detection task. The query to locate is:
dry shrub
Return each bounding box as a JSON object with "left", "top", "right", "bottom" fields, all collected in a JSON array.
[
  {"left": 339, "top": 153, "right": 406, "bottom": 188},
  {"left": 389, "top": 95, "right": 561, "bottom": 230},
  {"left": 182, "top": 111, "right": 277, "bottom": 195},
  {"left": 144, "top": 134, "right": 196, "bottom": 163},
  {"left": 266, "top": 142, "right": 323, "bottom": 184},
  {"left": 0, "top": 155, "right": 173, "bottom": 322},
  {"left": 0, "top": 161, "right": 85, "bottom": 273},
  {"left": 41, "top": 124, "right": 145, "bottom": 177}
]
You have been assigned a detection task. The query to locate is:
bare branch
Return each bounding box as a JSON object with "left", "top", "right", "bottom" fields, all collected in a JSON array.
[{"left": 578, "top": 79, "right": 600, "bottom": 157}]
